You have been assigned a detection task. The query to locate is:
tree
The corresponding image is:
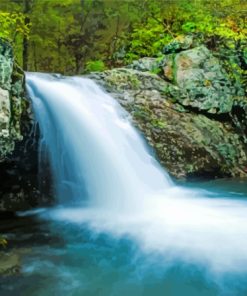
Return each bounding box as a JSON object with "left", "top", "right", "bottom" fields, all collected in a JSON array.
[
  {"left": 0, "top": 0, "right": 245, "bottom": 84},
  {"left": 23, "top": 0, "right": 33, "bottom": 70}
]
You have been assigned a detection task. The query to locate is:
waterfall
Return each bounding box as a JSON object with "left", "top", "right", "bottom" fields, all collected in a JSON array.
[
  {"left": 26, "top": 73, "right": 247, "bottom": 275},
  {"left": 27, "top": 73, "right": 172, "bottom": 209}
]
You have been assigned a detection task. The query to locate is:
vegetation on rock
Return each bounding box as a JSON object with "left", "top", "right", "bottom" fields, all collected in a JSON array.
[{"left": 0, "top": 38, "right": 25, "bottom": 160}]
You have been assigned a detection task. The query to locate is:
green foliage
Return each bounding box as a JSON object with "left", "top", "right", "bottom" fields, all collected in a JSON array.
[
  {"left": 85, "top": 60, "right": 106, "bottom": 72},
  {"left": 0, "top": 12, "right": 29, "bottom": 40},
  {"left": 150, "top": 67, "right": 162, "bottom": 75},
  {"left": 123, "top": 18, "right": 172, "bottom": 63},
  {"left": 0, "top": 10, "right": 30, "bottom": 63},
  {"left": 0, "top": 0, "right": 245, "bottom": 92},
  {"left": 114, "top": 0, "right": 246, "bottom": 90},
  {"left": 151, "top": 118, "right": 167, "bottom": 129}
]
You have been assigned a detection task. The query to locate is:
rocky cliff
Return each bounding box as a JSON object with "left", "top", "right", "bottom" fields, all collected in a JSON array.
[{"left": 0, "top": 39, "right": 46, "bottom": 212}]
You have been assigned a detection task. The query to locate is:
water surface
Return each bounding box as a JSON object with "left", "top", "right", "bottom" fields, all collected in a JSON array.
[{"left": 1, "top": 179, "right": 247, "bottom": 296}]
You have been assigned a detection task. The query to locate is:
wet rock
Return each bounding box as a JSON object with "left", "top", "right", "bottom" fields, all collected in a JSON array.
[
  {"left": 0, "top": 248, "right": 28, "bottom": 276},
  {"left": 0, "top": 251, "right": 20, "bottom": 275}
]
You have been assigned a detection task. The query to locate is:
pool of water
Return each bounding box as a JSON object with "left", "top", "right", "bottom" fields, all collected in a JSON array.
[{"left": 1, "top": 179, "right": 247, "bottom": 296}]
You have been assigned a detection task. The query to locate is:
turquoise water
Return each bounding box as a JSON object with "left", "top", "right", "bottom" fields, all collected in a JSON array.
[{"left": 1, "top": 180, "right": 247, "bottom": 296}]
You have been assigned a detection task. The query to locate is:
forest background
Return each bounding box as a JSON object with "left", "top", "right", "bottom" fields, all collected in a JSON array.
[{"left": 0, "top": 0, "right": 246, "bottom": 89}]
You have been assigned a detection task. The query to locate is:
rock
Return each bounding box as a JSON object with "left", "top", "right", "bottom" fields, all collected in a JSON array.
[
  {"left": 0, "top": 39, "right": 50, "bottom": 212},
  {"left": 0, "top": 88, "right": 10, "bottom": 137},
  {"left": 162, "top": 46, "right": 234, "bottom": 114},
  {"left": 127, "top": 57, "right": 160, "bottom": 72},
  {"left": 0, "top": 251, "right": 21, "bottom": 275},
  {"left": 0, "top": 248, "right": 30, "bottom": 276},
  {"left": 163, "top": 35, "right": 194, "bottom": 54},
  {"left": 0, "top": 40, "right": 13, "bottom": 90},
  {"left": 118, "top": 40, "right": 241, "bottom": 116},
  {"left": 0, "top": 39, "right": 24, "bottom": 161},
  {"left": 90, "top": 67, "right": 247, "bottom": 179}
]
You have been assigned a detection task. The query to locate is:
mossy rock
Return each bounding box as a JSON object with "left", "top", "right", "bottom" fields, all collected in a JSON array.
[
  {"left": 0, "top": 38, "right": 26, "bottom": 161},
  {"left": 163, "top": 35, "right": 195, "bottom": 54},
  {"left": 91, "top": 66, "right": 247, "bottom": 179},
  {"left": 0, "top": 248, "right": 30, "bottom": 276},
  {"left": 161, "top": 46, "right": 235, "bottom": 114}
]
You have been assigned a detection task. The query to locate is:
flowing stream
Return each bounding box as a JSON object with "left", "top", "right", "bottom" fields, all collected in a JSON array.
[{"left": 2, "top": 73, "right": 247, "bottom": 295}]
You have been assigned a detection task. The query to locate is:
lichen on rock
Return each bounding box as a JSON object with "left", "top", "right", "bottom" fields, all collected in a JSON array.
[
  {"left": 0, "top": 39, "right": 45, "bottom": 212},
  {"left": 0, "top": 39, "right": 25, "bottom": 161},
  {"left": 90, "top": 45, "right": 247, "bottom": 179},
  {"left": 161, "top": 45, "right": 234, "bottom": 114}
]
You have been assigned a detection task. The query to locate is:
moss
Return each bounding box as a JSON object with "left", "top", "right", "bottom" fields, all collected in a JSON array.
[
  {"left": 104, "top": 69, "right": 141, "bottom": 90},
  {"left": 151, "top": 118, "right": 167, "bottom": 129}
]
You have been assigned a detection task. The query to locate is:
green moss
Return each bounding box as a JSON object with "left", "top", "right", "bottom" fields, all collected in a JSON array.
[
  {"left": 150, "top": 118, "right": 167, "bottom": 129},
  {"left": 185, "top": 164, "right": 195, "bottom": 173}
]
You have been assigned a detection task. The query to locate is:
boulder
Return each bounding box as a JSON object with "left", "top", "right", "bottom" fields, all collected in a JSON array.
[
  {"left": 90, "top": 67, "right": 247, "bottom": 179},
  {"left": 162, "top": 45, "right": 234, "bottom": 114}
]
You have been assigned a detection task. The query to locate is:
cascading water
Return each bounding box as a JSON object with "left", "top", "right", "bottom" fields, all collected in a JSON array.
[
  {"left": 27, "top": 73, "right": 172, "bottom": 209},
  {"left": 26, "top": 73, "right": 247, "bottom": 290}
]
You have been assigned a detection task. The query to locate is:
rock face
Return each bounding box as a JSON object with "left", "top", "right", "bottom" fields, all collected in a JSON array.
[
  {"left": 162, "top": 45, "right": 234, "bottom": 114},
  {"left": 0, "top": 39, "right": 48, "bottom": 212},
  {"left": 0, "top": 41, "right": 24, "bottom": 160},
  {"left": 90, "top": 44, "right": 247, "bottom": 179}
]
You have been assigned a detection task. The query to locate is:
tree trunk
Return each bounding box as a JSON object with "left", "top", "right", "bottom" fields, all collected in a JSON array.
[{"left": 23, "top": 0, "right": 31, "bottom": 71}]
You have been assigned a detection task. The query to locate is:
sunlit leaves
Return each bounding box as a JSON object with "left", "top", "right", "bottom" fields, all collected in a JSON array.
[
  {"left": 0, "top": 12, "right": 29, "bottom": 40},
  {"left": 0, "top": 0, "right": 246, "bottom": 83}
]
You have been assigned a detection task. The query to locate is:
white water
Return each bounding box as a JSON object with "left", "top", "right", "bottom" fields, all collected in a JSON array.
[
  {"left": 27, "top": 73, "right": 247, "bottom": 276},
  {"left": 27, "top": 73, "right": 172, "bottom": 209}
]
